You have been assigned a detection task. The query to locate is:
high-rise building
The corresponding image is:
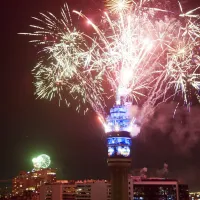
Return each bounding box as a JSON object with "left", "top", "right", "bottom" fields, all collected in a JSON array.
[{"left": 12, "top": 168, "right": 56, "bottom": 197}]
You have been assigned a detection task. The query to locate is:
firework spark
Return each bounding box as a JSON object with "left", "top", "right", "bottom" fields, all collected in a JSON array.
[
  {"left": 104, "top": 0, "right": 134, "bottom": 13},
  {"left": 22, "top": 0, "right": 200, "bottom": 130}
]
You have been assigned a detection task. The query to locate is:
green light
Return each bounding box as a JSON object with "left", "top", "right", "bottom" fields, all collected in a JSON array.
[{"left": 32, "top": 154, "right": 51, "bottom": 169}]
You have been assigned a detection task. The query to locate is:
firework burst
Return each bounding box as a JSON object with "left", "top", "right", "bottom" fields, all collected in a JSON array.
[
  {"left": 104, "top": 0, "right": 134, "bottom": 13},
  {"left": 22, "top": 0, "right": 200, "bottom": 128}
]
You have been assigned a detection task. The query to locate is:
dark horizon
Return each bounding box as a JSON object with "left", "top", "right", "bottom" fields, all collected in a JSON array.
[{"left": 1, "top": 0, "right": 200, "bottom": 192}]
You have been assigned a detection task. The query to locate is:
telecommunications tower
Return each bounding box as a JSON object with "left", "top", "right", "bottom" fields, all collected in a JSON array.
[{"left": 105, "top": 98, "right": 133, "bottom": 200}]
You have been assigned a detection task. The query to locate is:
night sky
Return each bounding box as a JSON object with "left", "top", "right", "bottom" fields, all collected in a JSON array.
[{"left": 1, "top": 0, "right": 200, "bottom": 192}]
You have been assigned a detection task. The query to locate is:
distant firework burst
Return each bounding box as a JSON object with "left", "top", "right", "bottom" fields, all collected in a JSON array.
[
  {"left": 22, "top": 0, "right": 200, "bottom": 130},
  {"left": 32, "top": 154, "right": 51, "bottom": 169}
]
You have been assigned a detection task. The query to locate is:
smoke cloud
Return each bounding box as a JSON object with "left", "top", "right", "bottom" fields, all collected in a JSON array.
[
  {"left": 143, "top": 102, "right": 200, "bottom": 152},
  {"left": 156, "top": 163, "right": 169, "bottom": 178},
  {"left": 127, "top": 102, "right": 200, "bottom": 152},
  {"left": 127, "top": 105, "right": 141, "bottom": 137},
  {"left": 171, "top": 166, "right": 200, "bottom": 191}
]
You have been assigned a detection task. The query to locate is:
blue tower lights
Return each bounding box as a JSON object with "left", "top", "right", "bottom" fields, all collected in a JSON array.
[
  {"left": 105, "top": 101, "right": 135, "bottom": 133},
  {"left": 107, "top": 136, "right": 131, "bottom": 157},
  {"left": 105, "top": 91, "right": 135, "bottom": 158}
]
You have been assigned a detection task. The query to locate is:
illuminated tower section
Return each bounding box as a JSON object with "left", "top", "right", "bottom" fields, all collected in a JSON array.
[{"left": 106, "top": 102, "right": 132, "bottom": 200}]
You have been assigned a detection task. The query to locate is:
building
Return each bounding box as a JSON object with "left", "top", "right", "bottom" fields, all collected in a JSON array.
[
  {"left": 12, "top": 168, "right": 56, "bottom": 197},
  {"left": 39, "top": 177, "right": 189, "bottom": 200},
  {"left": 189, "top": 192, "right": 200, "bottom": 200},
  {"left": 129, "top": 176, "right": 189, "bottom": 200},
  {"left": 76, "top": 180, "right": 110, "bottom": 200},
  {"left": 0, "top": 186, "right": 12, "bottom": 199},
  {"left": 40, "top": 180, "right": 110, "bottom": 200},
  {"left": 40, "top": 180, "right": 75, "bottom": 200}
]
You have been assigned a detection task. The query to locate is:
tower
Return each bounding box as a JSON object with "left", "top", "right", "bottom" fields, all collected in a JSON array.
[{"left": 106, "top": 102, "right": 133, "bottom": 200}]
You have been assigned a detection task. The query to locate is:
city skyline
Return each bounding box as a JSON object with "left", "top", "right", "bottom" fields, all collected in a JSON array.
[{"left": 1, "top": 0, "right": 200, "bottom": 191}]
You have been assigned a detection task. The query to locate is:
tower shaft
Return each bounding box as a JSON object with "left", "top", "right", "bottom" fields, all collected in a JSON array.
[{"left": 108, "top": 158, "right": 131, "bottom": 200}]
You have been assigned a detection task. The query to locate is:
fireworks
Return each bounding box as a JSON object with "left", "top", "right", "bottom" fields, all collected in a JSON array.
[
  {"left": 32, "top": 154, "right": 51, "bottom": 170},
  {"left": 104, "top": 0, "right": 133, "bottom": 13},
  {"left": 23, "top": 0, "right": 200, "bottom": 132}
]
